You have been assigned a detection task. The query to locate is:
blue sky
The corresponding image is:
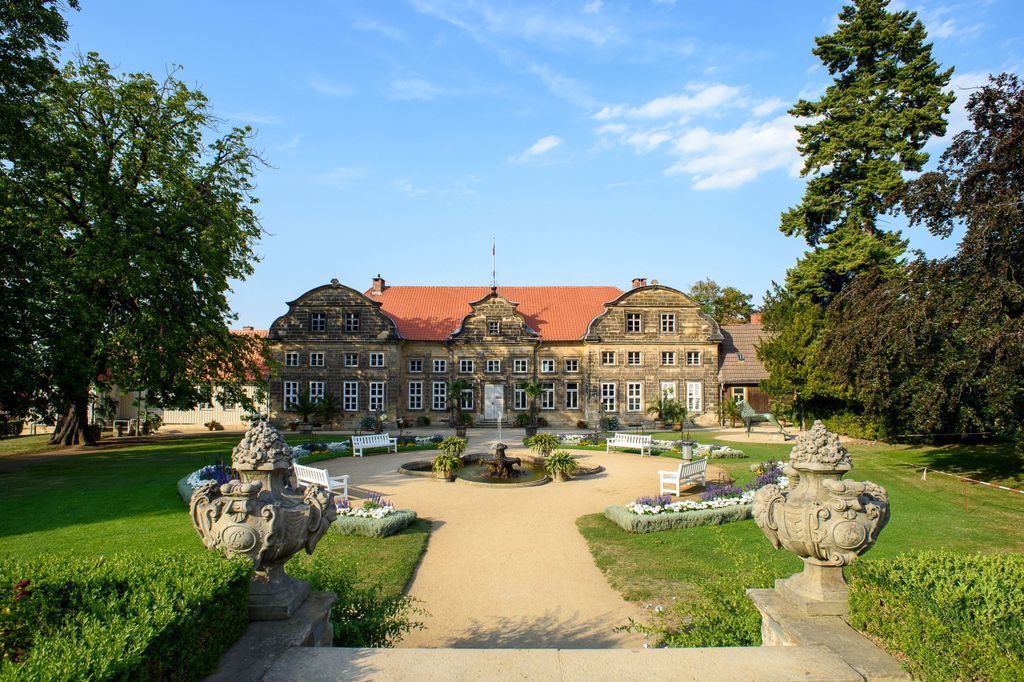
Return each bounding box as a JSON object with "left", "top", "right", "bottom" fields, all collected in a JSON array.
[{"left": 63, "top": 0, "right": 1022, "bottom": 328}]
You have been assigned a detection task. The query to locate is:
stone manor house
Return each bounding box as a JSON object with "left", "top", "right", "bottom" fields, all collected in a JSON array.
[{"left": 267, "top": 276, "right": 768, "bottom": 429}]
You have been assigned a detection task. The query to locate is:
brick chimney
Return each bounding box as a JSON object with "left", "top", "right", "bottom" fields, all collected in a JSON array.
[
  {"left": 371, "top": 274, "right": 386, "bottom": 295},
  {"left": 750, "top": 312, "right": 762, "bottom": 324},
  {"left": 631, "top": 277, "right": 647, "bottom": 289}
]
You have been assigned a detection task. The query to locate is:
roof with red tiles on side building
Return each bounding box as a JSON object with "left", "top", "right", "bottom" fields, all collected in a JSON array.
[
  {"left": 718, "top": 323, "right": 769, "bottom": 384},
  {"left": 364, "top": 286, "right": 625, "bottom": 341},
  {"left": 230, "top": 327, "right": 270, "bottom": 380}
]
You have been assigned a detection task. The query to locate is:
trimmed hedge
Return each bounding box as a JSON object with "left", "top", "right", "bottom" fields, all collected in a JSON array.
[
  {"left": 0, "top": 553, "right": 251, "bottom": 681},
  {"left": 849, "top": 551, "right": 1024, "bottom": 681},
  {"left": 332, "top": 510, "right": 417, "bottom": 538},
  {"left": 604, "top": 503, "right": 752, "bottom": 534}
]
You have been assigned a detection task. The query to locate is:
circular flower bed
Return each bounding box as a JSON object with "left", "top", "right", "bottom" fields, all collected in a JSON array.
[{"left": 625, "top": 461, "right": 788, "bottom": 516}]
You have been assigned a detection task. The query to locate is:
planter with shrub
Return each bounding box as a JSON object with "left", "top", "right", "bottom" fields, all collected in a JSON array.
[{"left": 545, "top": 450, "right": 579, "bottom": 481}]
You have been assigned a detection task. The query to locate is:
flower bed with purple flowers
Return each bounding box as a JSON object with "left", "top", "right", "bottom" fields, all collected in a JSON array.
[
  {"left": 604, "top": 462, "right": 788, "bottom": 534},
  {"left": 332, "top": 493, "right": 416, "bottom": 538},
  {"left": 176, "top": 463, "right": 239, "bottom": 503}
]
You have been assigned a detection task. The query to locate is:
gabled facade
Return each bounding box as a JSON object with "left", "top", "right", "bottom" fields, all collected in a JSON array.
[{"left": 267, "top": 276, "right": 729, "bottom": 428}]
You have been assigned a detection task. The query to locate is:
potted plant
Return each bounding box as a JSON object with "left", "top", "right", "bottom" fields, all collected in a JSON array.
[
  {"left": 448, "top": 379, "right": 473, "bottom": 438},
  {"left": 722, "top": 398, "right": 742, "bottom": 428},
  {"left": 316, "top": 391, "right": 341, "bottom": 429},
  {"left": 433, "top": 436, "right": 467, "bottom": 481},
  {"left": 527, "top": 432, "right": 560, "bottom": 459},
  {"left": 545, "top": 451, "right": 579, "bottom": 482},
  {"left": 520, "top": 381, "right": 543, "bottom": 436},
  {"left": 288, "top": 390, "right": 319, "bottom": 428}
]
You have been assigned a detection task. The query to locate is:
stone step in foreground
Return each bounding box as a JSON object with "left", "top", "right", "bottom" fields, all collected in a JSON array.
[{"left": 261, "top": 646, "right": 870, "bottom": 682}]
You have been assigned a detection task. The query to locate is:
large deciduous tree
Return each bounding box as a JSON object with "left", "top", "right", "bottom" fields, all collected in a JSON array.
[
  {"left": 688, "top": 279, "right": 754, "bottom": 324},
  {"left": 7, "top": 53, "right": 268, "bottom": 444}
]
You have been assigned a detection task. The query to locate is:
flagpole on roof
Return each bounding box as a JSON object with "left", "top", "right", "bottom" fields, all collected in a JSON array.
[{"left": 491, "top": 237, "right": 496, "bottom": 292}]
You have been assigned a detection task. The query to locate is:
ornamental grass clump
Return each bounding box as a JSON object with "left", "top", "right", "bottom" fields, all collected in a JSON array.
[
  {"left": 544, "top": 451, "right": 579, "bottom": 478},
  {"left": 527, "top": 433, "right": 560, "bottom": 458}
]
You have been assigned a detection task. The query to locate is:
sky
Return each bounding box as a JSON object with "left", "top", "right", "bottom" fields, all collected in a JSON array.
[{"left": 62, "top": 0, "right": 1023, "bottom": 328}]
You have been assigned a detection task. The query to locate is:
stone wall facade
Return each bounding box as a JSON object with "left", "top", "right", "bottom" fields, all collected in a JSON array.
[{"left": 268, "top": 281, "right": 726, "bottom": 429}]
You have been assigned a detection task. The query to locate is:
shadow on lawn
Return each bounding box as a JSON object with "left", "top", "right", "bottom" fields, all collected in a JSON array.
[{"left": 908, "top": 440, "right": 1023, "bottom": 485}]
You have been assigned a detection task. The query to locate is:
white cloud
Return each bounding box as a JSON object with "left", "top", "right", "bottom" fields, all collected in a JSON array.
[
  {"left": 592, "top": 83, "right": 741, "bottom": 121},
  {"left": 393, "top": 178, "right": 429, "bottom": 197},
  {"left": 626, "top": 130, "right": 672, "bottom": 153},
  {"left": 595, "top": 123, "right": 627, "bottom": 135},
  {"left": 316, "top": 166, "right": 368, "bottom": 187},
  {"left": 387, "top": 79, "right": 444, "bottom": 101},
  {"left": 353, "top": 18, "right": 405, "bottom": 41},
  {"left": 276, "top": 134, "right": 302, "bottom": 151},
  {"left": 751, "top": 97, "right": 786, "bottom": 117},
  {"left": 926, "top": 70, "right": 1003, "bottom": 154},
  {"left": 525, "top": 62, "right": 598, "bottom": 109},
  {"left": 583, "top": 0, "right": 603, "bottom": 14},
  {"left": 221, "top": 110, "right": 282, "bottom": 125},
  {"left": 664, "top": 115, "right": 800, "bottom": 190},
  {"left": 510, "top": 135, "right": 563, "bottom": 163},
  {"left": 309, "top": 77, "right": 353, "bottom": 97}
]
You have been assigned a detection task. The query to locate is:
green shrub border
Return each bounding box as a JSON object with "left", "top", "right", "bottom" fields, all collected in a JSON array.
[
  {"left": 849, "top": 551, "right": 1024, "bottom": 681},
  {"left": 0, "top": 553, "right": 251, "bottom": 681},
  {"left": 603, "top": 503, "right": 752, "bottom": 533},
  {"left": 332, "top": 510, "right": 417, "bottom": 538}
]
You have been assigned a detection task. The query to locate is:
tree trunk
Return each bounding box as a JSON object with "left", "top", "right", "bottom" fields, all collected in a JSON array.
[{"left": 49, "top": 395, "right": 96, "bottom": 446}]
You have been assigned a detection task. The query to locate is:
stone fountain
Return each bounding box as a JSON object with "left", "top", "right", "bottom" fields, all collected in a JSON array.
[
  {"left": 190, "top": 419, "right": 337, "bottom": 620},
  {"left": 752, "top": 420, "right": 889, "bottom": 616},
  {"left": 477, "top": 442, "right": 522, "bottom": 478}
]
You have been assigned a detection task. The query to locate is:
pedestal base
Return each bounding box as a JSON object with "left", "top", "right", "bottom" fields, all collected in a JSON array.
[
  {"left": 774, "top": 562, "right": 849, "bottom": 617},
  {"left": 249, "top": 570, "right": 312, "bottom": 621}
]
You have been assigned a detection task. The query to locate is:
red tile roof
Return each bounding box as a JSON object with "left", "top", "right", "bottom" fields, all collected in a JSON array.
[
  {"left": 718, "top": 323, "right": 769, "bottom": 384},
  {"left": 231, "top": 328, "right": 270, "bottom": 380},
  {"left": 364, "top": 286, "right": 624, "bottom": 341}
]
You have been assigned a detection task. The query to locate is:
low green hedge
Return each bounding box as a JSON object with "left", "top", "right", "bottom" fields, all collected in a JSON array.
[
  {"left": 604, "top": 503, "right": 752, "bottom": 533},
  {"left": 0, "top": 553, "right": 251, "bottom": 681},
  {"left": 332, "top": 510, "right": 417, "bottom": 538},
  {"left": 849, "top": 551, "right": 1024, "bottom": 681}
]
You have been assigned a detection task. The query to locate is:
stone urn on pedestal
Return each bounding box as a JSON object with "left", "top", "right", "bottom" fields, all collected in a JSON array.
[
  {"left": 752, "top": 420, "right": 889, "bottom": 616},
  {"left": 190, "top": 419, "right": 337, "bottom": 620}
]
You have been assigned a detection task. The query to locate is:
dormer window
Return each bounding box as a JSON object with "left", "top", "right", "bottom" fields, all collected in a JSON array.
[
  {"left": 487, "top": 320, "right": 500, "bottom": 335},
  {"left": 310, "top": 312, "right": 326, "bottom": 332},
  {"left": 343, "top": 312, "right": 360, "bottom": 332},
  {"left": 626, "top": 313, "right": 642, "bottom": 333}
]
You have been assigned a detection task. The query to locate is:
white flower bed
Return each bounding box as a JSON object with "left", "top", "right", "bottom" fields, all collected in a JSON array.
[
  {"left": 626, "top": 476, "right": 789, "bottom": 516},
  {"left": 337, "top": 504, "right": 398, "bottom": 519},
  {"left": 415, "top": 436, "right": 436, "bottom": 444},
  {"left": 292, "top": 441, "right": 351, "bottom": 457},
  {"left": 185, "top": 465, "right": 232, "bottom": 488}
]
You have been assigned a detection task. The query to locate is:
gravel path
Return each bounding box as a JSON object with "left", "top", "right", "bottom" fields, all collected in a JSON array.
[{"left": 322, "top": 429, "right": 728, "bottom": 649}]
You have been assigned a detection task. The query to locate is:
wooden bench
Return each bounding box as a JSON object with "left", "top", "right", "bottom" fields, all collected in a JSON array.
[
  {"left": 606, "top": 433, "right": 653, "bottom": 456},
  {"left": 294, "top": 463, "right": 349, "bottom": 502},
  {"left": 351, "top": 433, "right": 398, "bottom": 457},
  {"left": 659, "top": 457, "right": 708, "bottom": 496}
]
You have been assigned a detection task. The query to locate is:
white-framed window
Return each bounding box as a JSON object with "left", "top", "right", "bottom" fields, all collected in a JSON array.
[
  {"left": 660, "top": 381, "right": 677, "bottom": 401},
  {"left": 284, "top": 352, "right": 299, "bottom": 367},
  {"left": 369, "top": 381, "right": 385, "bottom": 412},
  {"left": 487, "top": 320, "right": 500, "bottom": 335},
  {"left": 601, "top": 351, "right": 616, "bottom": 366},
  {"left": 627, "top": 351, "right": 642, "bottom": 366},
  {"left": 540, "top": 382, "right": 555, "bottom": 410},
  {"left": 310, "top": 312, "right": 326, "bottom": 332},
  {"left": 686, "top": 381, "right": 703, "bottom": 412},
  {"left": 564, "top": 358, "right": 579, "bottom": 373},
  {"left": 344, "top": 353, "right": 358, "bottom": 367},
  {"left": 343, "top": 312, "right": 359, "bottom": 332},
  {"left": 460, "top": 388, "right": 474, "bottom": 410},
  {"left": 408, "top": 381, "right": 423, "bottom": 410},
  {"left": 565, "top": 382, "right": 579, "bottom": 409},
  {"left": 513, "top": 358, "right": 529, "bottom": 374},
  {"left": 343, "top": 381, "right": 358, "bottom": 411},
  {"left": 433, "top": 359, "right": 447, "bottom": 373},
  {"left": 369, "top": 352, "right": 385, "bottom": 368},
  {"left": 732, "top": 386, "right": 747, "bottom": 402},
  {"left": 486, "top": 359, "right": 501, "bottom": 373},
  {"left": 661, "top": 351, "right": 675, "bottom": 366},
  {"left": 627, "top": 382, "right": 643, "bottom": 412},
  {"left": 309, "top": 352, "right": 325, "bottom": 367},
  {"left": 541, "top": 358, "right": 555, "bottom": 373},
  {"left": 661, "top": 313, "right": 675, "bottom": 333},
  {"left": 686, "top": 351, "right": 702, "bottom": 366},
  {"left": 283, "top": 381, "right": 299, "bottom": 409},
  {"left": 459, "top": 358, "right": 475, "bottom": 373},
  {"left": 409, "top": 359, "right": 423, "bottom": 373},
  {"left": 432, "top": 382, "right": 447, "bottom": 411},
  {"left": 513, "top": 387, "right": 527, "bottom": 410},
  {"left": 309, "top": 381, "right": 325, "bottom": 402},
  {"left": 601, "top": 383, "right": 617, "bottom": 412},
  {"left": 626, "top": 312, "right": 642, "bottom": 333}
]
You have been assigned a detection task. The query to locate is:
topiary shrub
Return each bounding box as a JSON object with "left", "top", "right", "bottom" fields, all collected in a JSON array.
[
  {"left": 603, "top": 504, "right": 753, "bottom": 534},
  {"left": 0, "top": 553, "right": 250, "bottom": 680},
  {"left": 332, "top": 510, "right": 417, "bottom": 538},
  {"left": 849, "top": 551, "right": 1024, "bottom": 681}
]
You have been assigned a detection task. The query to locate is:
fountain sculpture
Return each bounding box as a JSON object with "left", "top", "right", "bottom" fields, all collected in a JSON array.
[
  {"left": 190, "top": 419, "right": 337, "bottom": 620},
  {"left": 752, "top": 420, "right": 889, "bottom": 615},
  {"left": 477, "top": 442, "right": 522, "bottom": 478}
]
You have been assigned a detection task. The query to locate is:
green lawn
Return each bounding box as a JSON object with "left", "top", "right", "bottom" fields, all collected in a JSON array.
[
  {"left": 578, "top": 438, "right": 1024, "bottom": 605},
  {"left": 0, "top": 435, "right": 429, "bottom": 600},
  {"left": 0, "top": 434, "right": 61, "bottom": 458}
]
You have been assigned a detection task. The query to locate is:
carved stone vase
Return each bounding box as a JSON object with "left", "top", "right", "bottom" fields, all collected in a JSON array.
[
  {"left": 752, "top": 420, "right": 889, "bottom": 615},
  {"left": 190, "top": 420, "right": 337, "bottom": 620}
]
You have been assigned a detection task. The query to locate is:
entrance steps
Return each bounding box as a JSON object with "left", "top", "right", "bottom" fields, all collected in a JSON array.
[
  {"left": 260, "top": 646, "right": 874, "bottom": 681},
  {"left": 473, "top": 418, "right": 512, "bottom": 428}
]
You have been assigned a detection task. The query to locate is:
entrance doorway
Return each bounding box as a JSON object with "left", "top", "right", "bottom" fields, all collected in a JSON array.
[{"left": 483, "top": 384, "right": 505, "bottom": 420}]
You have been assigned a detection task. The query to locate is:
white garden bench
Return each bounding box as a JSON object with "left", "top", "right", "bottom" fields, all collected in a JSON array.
[
  {"left": 606, "top": 433, "right": 653, "bottom": 456},
  {"left": 659, "top": 457, "right": 708, "bottom": 496},
  {"left": 294, "top": 463, "right": 349, "bottom": 502},
  {"left": 351, "top": 433, "right": 398, "bottom": 457}
]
